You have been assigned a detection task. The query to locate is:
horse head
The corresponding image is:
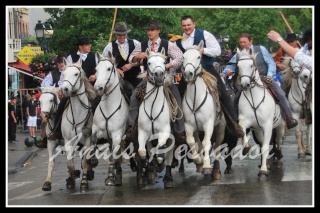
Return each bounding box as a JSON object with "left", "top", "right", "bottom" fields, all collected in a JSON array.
[
  {"left": 61, "top": 57, "right": 85, "bottom": 97},
  {"left": 94, "top": 51, "right": 117, "bottom": 96},
  {"left": 282, "top": 57, "right": 301, "bottom": 78},
  {"left": 146, "top": 47, "right": 167, "bottom": 86},
  {"left": 300, "top": 67, "right": 312, "bottom": 84},
  {"left": 38, "top": 85, "right": 59, "bottom": 119},
  {"left": 237, "top": 48, "right": 259, "bottom": 91},
  {"left": 182, "top": 40, "right": 204, "bottom": 83}
]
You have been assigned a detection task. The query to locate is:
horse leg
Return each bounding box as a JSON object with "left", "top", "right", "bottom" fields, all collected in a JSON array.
[
  {"left": 179, "top": 148, "right": 185, "bottom": 173},
  {"left": 258, "top": 131, "right": 272, "bottom": 180},
  {"left": 42, "top": 139, "right": 58, "bottom": 191},
  {"left": 274, "top": 125, "right": 285, "bottom": 169},
  {"left": 238, "top": 120, "right": 251, "bottom": 155},
  {"left": 163, "top": 165, "right": 173, "bottom": 188},
  {"left": 296, "top": 124, "right": 305, "bottom": 158},
  {"left": 305, "top": 124, "right": 312, "bottom": 155},
  {"left": 185, "top": 128, "right": 203, "bottom": 172},
  {"left": 66, "top": 157, "right": 76, "bottom": 190}
]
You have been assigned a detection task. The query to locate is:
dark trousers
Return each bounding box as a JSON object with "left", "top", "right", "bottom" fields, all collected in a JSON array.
[
  {"left": 8, "top": 120, "right": 17, "bottom": 141},
  {"left": 53, "top": 97, "right": 69, "bottom": 132},
  {"left": 205, "top": 66, "right": 238, "bottom": 122}
]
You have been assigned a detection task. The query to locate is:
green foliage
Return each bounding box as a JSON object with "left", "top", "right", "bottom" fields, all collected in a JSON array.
[{"left": 43, "top": 7, "right": 312, "bottom": 55}]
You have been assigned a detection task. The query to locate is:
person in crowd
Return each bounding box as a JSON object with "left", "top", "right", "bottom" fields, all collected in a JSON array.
[
  {"left": 26, "top": 92, "right": 38, "bottom": 138},
  {"left": 175, "top": 15, "right": 244, "bottom": 138},
  {"left": 125, "top": 20, "right": 186, "bottom": 144},
  {"left": 222, "top": 32, "right": 298, "bottom": 129},
  {"left": 301, "top": 29, "right": 312, "bottom": 57},
  {"left": 267, "top": 30, "right": 313, "bottom": 70},
  {"left": 8, "top": 96, "right": 18, "bottom": 143},
  {"left": 103, "top": 22, "right": 142, "bottom": 89},
  {"left": 273, "top": 33, "right": 301, "bottom": 95}
]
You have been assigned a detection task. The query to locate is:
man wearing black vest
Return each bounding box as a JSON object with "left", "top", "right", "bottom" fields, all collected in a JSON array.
[
  {"left": 222, "top": 33, "right": 298, "bottom": 129},
  {"left": 102, "top": 22, "right": 142, "bottom": 90},
  {"left": 175, "top": 15, "right": 244, "bottom": 138},
  {"left": 125, "top": 20, "right": 186, "bottom": 145},
  {"left": 67, "top": 37, "right": 98, "bottom": 84}
]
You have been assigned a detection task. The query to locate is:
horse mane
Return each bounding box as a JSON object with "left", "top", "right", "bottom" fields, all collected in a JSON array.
[
  {"left": 185, "top": 45, "right": 200, "bottom": 51},
  {"left": 281, "top": 57, "right": 293, "bottom": 86}
]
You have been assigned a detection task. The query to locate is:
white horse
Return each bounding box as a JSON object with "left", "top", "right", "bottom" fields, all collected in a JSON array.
[
  {"left": 300, "top": 67, "right": 313, "bottom": 116},
  {"left": 137, "top": 48, "right": 175, "bottom": 188},
  {"left": 181, "top": 40, "right": 228, "bottom": 179},
  {"left": 282, "top": 57, "right": 312, "bottom": 158},
  {"left": 38, "top": 85, "right": 79, "bottom": 191},
  {"left": 237, "top": 48, "right": 285, "bottom": 179},
  {"left": 61, "top": 57, "right": 98, "bottom": 192},
  {"left": 92, "top": 51, "right": 130, "bottom": 186}
]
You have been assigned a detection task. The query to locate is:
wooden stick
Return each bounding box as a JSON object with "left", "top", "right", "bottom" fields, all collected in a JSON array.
[
  {"left": 108, "top": 8, "right": 118, "bottom": 44},
  {"left": 278, "top": 10, "right": 302, "bottom": 48}
]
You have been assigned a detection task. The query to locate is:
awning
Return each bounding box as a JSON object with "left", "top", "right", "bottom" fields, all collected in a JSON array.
[{"left": 8, "top": 61, "right": 43, "bottom": 80}]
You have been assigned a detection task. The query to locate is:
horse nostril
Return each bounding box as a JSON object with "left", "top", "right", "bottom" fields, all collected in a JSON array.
[
  {"left": 64, "top": 88, "right": 68, "bottom": 92},
  {"left": 99, "top": 87, "right": 103, "bottom": 91}
]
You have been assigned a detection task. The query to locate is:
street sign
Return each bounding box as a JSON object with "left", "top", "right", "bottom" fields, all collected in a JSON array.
[
  {"left": 29, "top": 46, "right": 44, "bottom": 55},
  {"left": 16, "top": 46, "right": 36, "bottom": 65}
]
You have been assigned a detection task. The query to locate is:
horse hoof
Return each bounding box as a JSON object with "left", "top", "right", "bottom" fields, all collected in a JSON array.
[
  {"left": 105, "top": 177, "right": 115, "bottom": 186},
  {"left": 258, "top": 170, "right": 268, "bottom": 181},
  {"left": 178, "top": 166, "right": 185, "bottom": 173},
  {"left": 196, "top": 164, "right": 203, "bottom": 173},
  {"left": 80, "top": 184, "right": 89, "bottom": 193},
  {"left": 305, "top": 150, "right": 312, "bottom": 156},
  {"left": 42, "top": 181, "right": 52, "bottom": 191},
  {"left": 242, "top": 145, "right": 251, "bottom": 155},
  {"left": 115, "top": 179, "right": 122, "bottom": 186},
  {"left": 211, "top": 170, "right": 221, "bottom": 180},
  {"left": 74, "top": 170, "right": 81, "bottom": 179},
  {"left": 164, "top": 180, "right": 173, "bottom": 188},
  {"left": 137, "top": 177, "right": 145, "bottom": 186},
  {"left": 275, "top": 161, "right": 283, "bottom": 169},
  {"left": 202, "top": 167, "right": 212, "bottom": 175},
  {"left": 148, "top": 172, "right": 157, "bottom": 184},
  {"left": 87, "top": 170, "right": 94, "bottom": 181},
  {"left": 298, "top": 153, "right": 306, "bottom": 158},
  {"left": 66, "top": 177, "right": 75, "bottom": 189},
  {"left": 224, "top": 168, "right": 232, "bottom": 174}
]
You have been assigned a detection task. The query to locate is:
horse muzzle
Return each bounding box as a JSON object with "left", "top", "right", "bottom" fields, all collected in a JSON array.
[{"left": 182, "top": 71, "right": 194, "bottom": 83}]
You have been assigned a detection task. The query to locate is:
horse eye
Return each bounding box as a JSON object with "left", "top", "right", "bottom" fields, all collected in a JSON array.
[
  {"left": 75, "top": 73, "right": 79, "bottom": 76},
  {"left": 197, "top": 56, "right": 200, "bottom": 59},
  {"left": 148, "top": 62, "right": 151, "bottom": 66}
]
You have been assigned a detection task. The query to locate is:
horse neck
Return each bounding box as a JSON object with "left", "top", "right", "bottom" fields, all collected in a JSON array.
[
  {"left": 101, "top": 74, "right": 122, "bottom": 105},
  {"left": 185, "top": 76, "right": 208, "bottom": 100},
  {"left": 290, "top": 76, "right": 305, "bottom": 100},
  {"left": 69, "top": 80, "right": 90, "bottom": 110}
]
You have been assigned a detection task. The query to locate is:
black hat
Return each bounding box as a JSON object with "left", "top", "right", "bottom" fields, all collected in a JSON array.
[
  {"left": 144, "top": 20, "right": 160, "bottom": 30},
  {"left": 285, "top": 33, "right": 298, "bottom": 42},
  {"left": 303, "top": 29, "right": 312, "bottom": 43},
  {"left": 112, "top": 22, "right": 131, "bottom": 34},
  {"left": 76, "top": 37, "right": 92, "bottom": 45}
]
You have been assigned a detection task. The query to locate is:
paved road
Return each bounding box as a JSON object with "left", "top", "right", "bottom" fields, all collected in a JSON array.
[{"left": 7, "top": 126, "right": 313, "bottom": 207}]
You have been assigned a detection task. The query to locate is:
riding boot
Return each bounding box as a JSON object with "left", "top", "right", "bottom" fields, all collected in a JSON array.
[
  {"left": 206, "top": 66, "right": 244, "bottom": 138},
  {"left": 269, "top": 82, "right": 298, "bottom": 129}
]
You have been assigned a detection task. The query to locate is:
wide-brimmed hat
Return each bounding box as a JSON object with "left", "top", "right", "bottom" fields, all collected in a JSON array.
[
  {"left": 285, "top": 33, "right": 298, "bottom": 42},
  {"left": 144, "top": 20, "right": 160, "bottom": 30},
  {"left": 76, "top": 37, "right": 92, "bottom": 45},
  {"left": 112, "top": 22, "right": 131, "bottom": 34}
]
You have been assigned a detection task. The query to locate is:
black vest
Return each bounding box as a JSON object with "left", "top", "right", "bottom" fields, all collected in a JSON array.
[
  {"left": 71, "top": 52, "right": 96, "bottom": 78},
  {"left": 112, "top": 39, "right": 141, "bottom": 81},
  {"left": 141, "top": 39, "right": 169, "bottom": 70},
  {"left": 176, "top": 29, "right": 214, "bottom": 70},
  {"left": 51, "top": 68, "right": 61, "bottom": 87}
]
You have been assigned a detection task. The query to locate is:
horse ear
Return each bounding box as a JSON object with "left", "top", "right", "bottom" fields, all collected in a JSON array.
[
  {"left": 96, "top": 51, "right": 102, "bottom": 61},
  {"left": 107, "top": 51, "right": 113, "bottom": 60},
  {"left": 63, "top": 57, "right": 69, "bottom": 67},
  {"left": 37, "top": 86, "right": 42, "bottom": 93},
  {"left": 146, "top": 48, "right": 151, "bottom": 58},
  {"left": 76, "top": 56, "right": 82, "bottom": 67},
  {"left": 237, "top": 48, "right": 241, "bottom": 55},
  {"left": 199, "top": 40, "right": 204, "bottom": 50},
  {"left": 53, "top": 83, "right": 56, "bottom": 88},
  {"left": 160, "top": 47, "right": 165, "bottom": 56}
]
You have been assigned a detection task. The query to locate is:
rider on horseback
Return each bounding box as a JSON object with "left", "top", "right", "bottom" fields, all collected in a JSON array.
[
  {"left": 222, "top": 33, "right": 298, "bottom": 129},
  {"left": 125, "top": 20, "right": 186, "bottom": 145}
]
